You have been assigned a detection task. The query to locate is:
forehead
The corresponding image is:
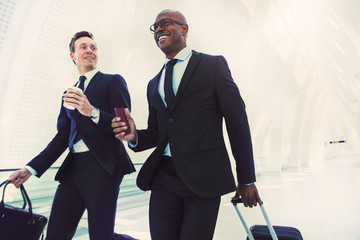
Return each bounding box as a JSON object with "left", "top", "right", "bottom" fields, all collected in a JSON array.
[
  {"left": 74, "top": 37, "right": 97, "bottom": 47},
  {"left": 155, "top": 12, "right": 181, "bottom": 22}
]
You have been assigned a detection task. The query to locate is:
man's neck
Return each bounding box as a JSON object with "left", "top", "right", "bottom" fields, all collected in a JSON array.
[
  {"left": 78, "top": 67, "right": 96, "bottom": 75},
  {"left": 165, "top": 45, "right": 187, "bottom": 59}
]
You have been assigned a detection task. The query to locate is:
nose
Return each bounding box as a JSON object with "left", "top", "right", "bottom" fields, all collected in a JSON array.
[
  {"left": 86, "top": 48, "right": 93, "bottom": 54},
  {"left": 155, "top": 24, "right": 165, "bottom": 33}
]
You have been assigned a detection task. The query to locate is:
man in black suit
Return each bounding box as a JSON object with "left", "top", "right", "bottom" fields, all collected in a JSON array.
[
  {"left": 8, "top": 31, "right": 137, "bottom": 240},
  {"left": 112, "top": 9, "right": 262, "bottom": 240}
]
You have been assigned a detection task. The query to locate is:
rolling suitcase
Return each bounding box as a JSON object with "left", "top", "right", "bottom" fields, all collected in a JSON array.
[{"left": 231, "top": 198, "right": 303, "bottom": 240}]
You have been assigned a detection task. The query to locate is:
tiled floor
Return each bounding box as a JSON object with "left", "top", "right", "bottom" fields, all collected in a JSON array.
[{"left": 1, "top": 155, "right": 360, "bottom": 239}]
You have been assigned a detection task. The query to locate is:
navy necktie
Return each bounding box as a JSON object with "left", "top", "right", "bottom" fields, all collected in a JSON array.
[
  {"left": 73, "top": 76, "right": 86, "bottom": 145},
  {"left": 78, "top": 75, "right": 86, "bottom": 92},
  {"left": 164, "top": 59, "right": 178, "bottom": 111}
]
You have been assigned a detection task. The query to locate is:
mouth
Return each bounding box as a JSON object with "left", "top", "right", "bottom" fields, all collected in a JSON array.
[
  {"left": 157, "top": 34, "right": 169, "bottom": 44},
  {"left": 84, "top": 56, "right": 95, "bottom": 61}
]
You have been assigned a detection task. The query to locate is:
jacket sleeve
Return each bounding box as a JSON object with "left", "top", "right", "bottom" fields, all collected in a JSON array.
[
  {"left": 96, "top": 74, "right": 131, "bottom": 135},
  {"left": 27, "top": 102, "right": 70, "bottom": 177},
  {"left": 214, "top": 56, "right": 256, "bottom": 184},
  {"left": 129, "top": 82, "right": 159, "bottom": 152}
]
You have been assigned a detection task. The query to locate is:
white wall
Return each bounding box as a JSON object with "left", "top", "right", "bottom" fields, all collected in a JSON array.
[{"left": 0, "top": 0, "right": 359, "bottom": 171}]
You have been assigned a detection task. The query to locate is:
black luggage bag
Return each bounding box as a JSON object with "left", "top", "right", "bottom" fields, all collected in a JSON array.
[
  {"left": 231, "top": 198, "right": 303, "bottom": 240},
  {"left": 0, "top": 180, "right": 48, "bottom": 240}
]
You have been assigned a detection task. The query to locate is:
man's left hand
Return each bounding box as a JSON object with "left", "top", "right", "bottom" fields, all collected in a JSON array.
[{"left": 232, "top": 183, "right": 262, "bottom": 207}]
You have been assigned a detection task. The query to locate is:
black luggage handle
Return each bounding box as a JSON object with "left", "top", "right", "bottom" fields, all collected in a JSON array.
[
  {"left": 0, "top": 180, "right": 34, "bottom": 216},
  {"left": 231, "top": 198, "right": 243, "bottom": 205},
  {"left": 231, "top": 198, "right": 279, "bottom": 240}
]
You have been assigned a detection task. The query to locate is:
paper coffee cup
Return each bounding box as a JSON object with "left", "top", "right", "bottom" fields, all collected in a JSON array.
[{"left": 63, "top": 87, "right": 83, "bottom": 110}]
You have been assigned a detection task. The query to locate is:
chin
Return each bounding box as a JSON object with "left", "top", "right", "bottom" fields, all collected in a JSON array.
[
  {"left": 86, "top": 64, "right": 96, "bottom": 70},
  {"left": 159, "top": 45, "right": 170, "bottom": 54}
]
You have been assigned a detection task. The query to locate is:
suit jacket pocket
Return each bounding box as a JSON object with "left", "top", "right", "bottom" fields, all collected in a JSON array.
[{"left": 198, "top": 139, "right": 225, "bottom": 151}]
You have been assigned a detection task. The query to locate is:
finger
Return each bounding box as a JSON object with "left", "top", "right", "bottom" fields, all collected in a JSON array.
[
  {"left": 8, "top": 174, "right": 18, "bottom": 182},
  {"left": 115, "top": 132, "right": 125, "bottom": 140},
  {"left": 64, "top": 92, "right": 83, "bottom": 101},
  {"left": 66, "top": 89, "right": 83, "bottom": 95},
  {"left": 246, "top": 195, "right": 253, "bottom": 208},
  {"left": 124, "top": 108, "right": 131, "bottom": 117},
  {"left": 252, "top": 192, "right": 257, "bottom": 206},
  {"left": 16, "top": 181, "right": 22, "bottom": 188},
  {"left": 63, "top": 97, "right": 78, "bottom": 104},
  {"left": 113, "top": 128, "right": 120, "bottom": 134},
  {"left": 243, "top": 196, "right": 249, "bottom": 207},
  {"left": 63, "top": 92, "right": 77, "bottom": 98},
  {"left": 14, "top": 179, "right": 21, "bottom": 187},
  {"left": 231, "top": 191, "right": 240, "bottom": 200},
  {"left": 113, "top": 125, "right": 127, "bottom": 134},
  {"left": 112, "top": 119, "right": 124, "bottom": 126},
  {"left": 251, "top": 194, "right": 257, "bottom": 207},
  {"left": 112, "top": 117, "right": 121, "bottom": 123}
]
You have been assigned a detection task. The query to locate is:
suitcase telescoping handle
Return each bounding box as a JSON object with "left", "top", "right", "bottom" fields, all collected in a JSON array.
[{"left": 231, "top": 198, "right": 279, "bottom": 240}]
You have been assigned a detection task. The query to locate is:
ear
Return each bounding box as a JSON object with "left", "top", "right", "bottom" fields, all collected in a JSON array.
[
  {"left": 181, "top": 24, "right": 189, "bottom": 36},
  {"left": 70, "top": 52, "right": 76, "bottom": 63}
]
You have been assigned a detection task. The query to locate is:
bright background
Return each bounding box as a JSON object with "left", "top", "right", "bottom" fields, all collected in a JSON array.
[{"left": 1, "top": 0, "right": 359, "bottom": 172}]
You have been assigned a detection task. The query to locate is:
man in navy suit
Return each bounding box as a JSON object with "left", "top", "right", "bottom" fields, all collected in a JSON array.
[
  {"left": 112, "top": 10, "right": 262, "bottom": 240},
  {"left": 9, "top": 31, "right": 137, "bottom": 240}
]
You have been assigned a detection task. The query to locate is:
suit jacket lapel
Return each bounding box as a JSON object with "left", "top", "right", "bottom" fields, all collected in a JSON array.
[
  {"left": 149, "top": 67, "right": 168, "bottom": 113},
  {"left": 150, "top": 51, "right": 203, "bottom": 113},
  {"left": 84, "top": 71, "right": 102, "bottom": 96},
  {"left": 173, "top": 51, "right": 202, "bottom": 108}
]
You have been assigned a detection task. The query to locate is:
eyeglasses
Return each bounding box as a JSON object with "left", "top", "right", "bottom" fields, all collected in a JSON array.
[{"left": 150, "top": 18, "right": 185, "bottom": 33}]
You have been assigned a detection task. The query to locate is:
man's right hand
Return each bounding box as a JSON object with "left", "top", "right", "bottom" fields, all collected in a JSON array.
[
  {"left": 112, "top": 108, "right": 137, "bottom": 142},
  {"left": 8, "top": 167, "right": 32, "bottom": 188}
]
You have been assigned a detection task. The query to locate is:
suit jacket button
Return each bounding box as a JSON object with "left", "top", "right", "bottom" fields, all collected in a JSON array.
[{"left": 168, "top": 119, "right": 173, "bottom": 123}]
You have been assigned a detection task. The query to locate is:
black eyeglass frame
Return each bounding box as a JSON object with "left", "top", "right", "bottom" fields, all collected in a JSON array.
[{"left": 150, "top": 18, "right": 185, "bottom": 33}]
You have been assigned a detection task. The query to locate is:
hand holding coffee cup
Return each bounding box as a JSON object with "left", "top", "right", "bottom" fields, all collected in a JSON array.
[{"left": 63, "top": 86, "right": 83, "bottom": 110}]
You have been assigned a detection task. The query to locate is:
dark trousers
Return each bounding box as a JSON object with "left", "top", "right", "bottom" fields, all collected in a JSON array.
[
  {"left": 45, "top": 152, "right": 127, "bottom": 240},
  {"left": 149, "top": 156, "right": 221, "bottom": 240}
]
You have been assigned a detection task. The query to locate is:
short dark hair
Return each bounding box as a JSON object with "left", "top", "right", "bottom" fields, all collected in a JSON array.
[{"left": 69, "top": 31, "right": 93, "bottom": 53}]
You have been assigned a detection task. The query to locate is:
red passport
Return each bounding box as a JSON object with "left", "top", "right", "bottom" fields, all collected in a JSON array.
[{"left": 114, "top": 108, "right": 130, "bottom": 135}]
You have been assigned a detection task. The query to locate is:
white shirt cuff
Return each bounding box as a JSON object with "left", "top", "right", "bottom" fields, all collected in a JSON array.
[
  {"left": 25, "top": 165, "right": 37, "bottom": 176},
  {"left": 91, "top": 108, "right": 100, "bottom": 124}
]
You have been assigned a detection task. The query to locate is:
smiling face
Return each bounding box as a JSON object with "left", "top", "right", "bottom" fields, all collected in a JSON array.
[
  {"left": 153, "top": 11, "right": 188, "bottom": 59},
  {"left": 70, "top": 36, "right": 98, "bottom": 75}
]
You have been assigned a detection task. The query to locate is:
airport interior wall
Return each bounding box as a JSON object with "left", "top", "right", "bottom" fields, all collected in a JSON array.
[{"left": 1, "top": 1, "right": 360, "bottom": 239}]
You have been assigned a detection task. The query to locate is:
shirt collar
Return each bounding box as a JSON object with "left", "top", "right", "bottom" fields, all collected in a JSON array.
[
  {"left": 81, "top": 69, "right": 98, "bottom": 81},
  {"left": 165, "top": 47, "right": 192, "bottom": 64}
]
